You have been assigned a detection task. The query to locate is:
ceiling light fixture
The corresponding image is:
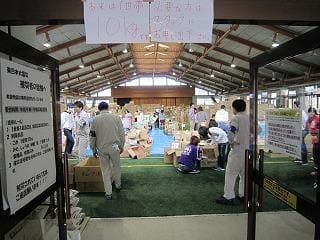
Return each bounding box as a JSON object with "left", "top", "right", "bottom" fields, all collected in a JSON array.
[
  {"left": 64, "top": 86, "right": 69, "bottom": 90},
  {"left": 79, "top": 64, "right": 85, "bottom": 69},
  {"left": 172, "top": 72, "right": 176, "bottom": 76},
  {"left": 114, "top": 86, "right": 118, "bottom": 89},
  {"left": 178, "top": 62, "right": 183, "bottom": 67},
  {"left": 189, "top": 85, "right": 192, "bottom": 88},
  {"left": 198, "top": 80, "right": 202, "bottom": 84},
  {"left": 79, "top": 58, "right": 85, "bottom": 69},
  {"left": 189, "top": 43, "right": 193, "bottom": 52},
  {"left": 123, "top": 48, "right": 128, "bottom": 53},
  {"left": 129, "top": 62, "right": 134, "bottom": 68},
  {"left": 133, "top": 72, "right": 137, "bottom": 76},
  {"left": 230, "top": 57, "right": 236, "bottom": 68},
  {"left": 210, "top": 73, "right": 214, "bottom": 78},
  {"left": 43, "top": 43, "right": 51, "bottom": 48},
  {"left": 107, "top": 81, "right": 111, "bottom": 84},
  {"left": 272, "top": 72, "right": 276, "bottom": 81},
  {"left": 272, "top": 33, "right": 280, "bottom": 48},
  {"left": 81, "top": 90, "right": 85, "bottom": 94},
  {"left": 97, "top": 75, "right": 101, "bottom": 79}
]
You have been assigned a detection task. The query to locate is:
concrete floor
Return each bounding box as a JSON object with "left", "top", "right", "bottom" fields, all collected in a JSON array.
[{"left": 81, "top": 211, "right": 314, "bottom": 240}]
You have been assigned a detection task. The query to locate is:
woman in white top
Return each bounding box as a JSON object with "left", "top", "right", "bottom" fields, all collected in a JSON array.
[{"left": 123, "top": 109, "right": 133, "bottom": 131}]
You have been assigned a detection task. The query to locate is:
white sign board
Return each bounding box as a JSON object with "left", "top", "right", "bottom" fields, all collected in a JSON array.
[
  {"left": 84, "top": 0, "right": 150, "bottom": 43},
  {"left": 150, "top": 0, "right": 213, "bottom": 43},
  {"left": 265, "top": 109, "right": 302, "bottom": 159},
  {"left": 0, "top": 58, "right": 56, "bottom": 214},
  {"left": 84, "top": 0, "right": 214, "bottom": 43}
]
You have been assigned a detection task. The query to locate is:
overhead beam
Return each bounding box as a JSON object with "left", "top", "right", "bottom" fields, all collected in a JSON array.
[
  {"left": 260, "top": 25, "right": 299, "bottom": 38},
  {"left": 43, "top": 36, "right": 86, "bottom": 54},
  {"left": 59, "top": 46, "right": 106, "bottom": 65},
  {"left": 1, "top": 0, "right": 320, "bottom": 25},
  {"left": 36, "top": 25, "right": 62, "bottom": 35}
]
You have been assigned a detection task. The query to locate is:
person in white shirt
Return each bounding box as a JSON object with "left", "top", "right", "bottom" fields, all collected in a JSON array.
[
  {"left": 188, "top": 103, "right": 196, "bottom": 130},
  {"left": 215, "top": 105, "right": 229, "bottom": 132},
  {"left": 73, "top": 101, "right": 90, "bottom": 161},
  {"left": 122, "top": 109, "right": 133, "bottom": 132},
  {"left": 198, "top": 120, "right": 229, "bottom": 171},
  {"left": 61, "top": 106, "right": 75, "bottom": 154},
  {"left": 293, "top": 100, "right": 309, "bottom": 165},
  {"left": 216, "top": 100, "right": 249, "bottom": 205}
]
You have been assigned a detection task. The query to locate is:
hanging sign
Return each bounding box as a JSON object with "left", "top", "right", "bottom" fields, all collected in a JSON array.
[
  {"left": 265, "top": 109, "right": 302, "bottom": 159},
  {"left": 0, "top": 58, "right": 56, "bottom": 214},
  {"left": 150, "top": 0, "right": 214, "bottom": 43},
  {"left": 84, "top": 0, "right": 150, "bottom": 43},
  {"left": 84, "top": 0, "right": 214, "bottom": 43}
]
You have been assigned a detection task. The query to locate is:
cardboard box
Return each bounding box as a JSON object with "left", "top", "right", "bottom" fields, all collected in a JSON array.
[
  {"left": 128, "top": 146, "right": 147, "bottom": 159},
  {"left": 201, "top": 144, "right": 219, "bottom": 160},
  {"left": 74, "top": 157, "right": 102, "bottom": 182},
  {"left": 163, "top": 147, "right": 174, "bottom": 164}
]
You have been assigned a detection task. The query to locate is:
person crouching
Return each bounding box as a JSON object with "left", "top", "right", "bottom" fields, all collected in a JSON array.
[{"left": 177, "top": 136, "right": 202, "bottom": 174}]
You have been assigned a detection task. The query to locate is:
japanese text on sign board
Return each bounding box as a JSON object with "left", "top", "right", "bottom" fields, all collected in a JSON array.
[{"left": 84, "top": 0, "right": 214, "bottom": 43}]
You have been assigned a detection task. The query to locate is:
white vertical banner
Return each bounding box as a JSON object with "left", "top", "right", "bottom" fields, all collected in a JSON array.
[
  {"left": 0, "top": 58, "right": 56, "bottom": 214},
  {"left": 265, "top": 109, "right": 302, "bottom": 159},
  {"left": 84, "top": 0, "right": 150, "bottom": 43},
  {"left": 150, "top": 0, "right": 214, "bottom": 43}
]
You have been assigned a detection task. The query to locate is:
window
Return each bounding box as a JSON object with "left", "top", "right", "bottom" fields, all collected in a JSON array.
[
  {"left": 126, "top": 79, "right": 139, "bottom": 86},
  {"left": 154, "top": 77, "right": 167, "bottom": 86},
  {"left": 167, "top": 78, "right": 180, "bottom": 85},
  {"left": 85, "top": 99, "right": 93, "bottom": 108},
  {"left": 97, "top": 88, "right": 111, "bottom": 97},
  {"left": 195, "top": 87, "right": 208, "bottom": 95},
  {"left": 196, "top": 97, "right": 215, "bottom": 105},
  {"left": 271, "top": 92, "right": 277, "bottom": 98},
  {"left": 140, "top": 77, "right": 153, "bottom": 86}
]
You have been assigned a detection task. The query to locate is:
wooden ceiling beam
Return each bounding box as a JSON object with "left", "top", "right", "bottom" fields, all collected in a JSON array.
[
  {"left": 260, "top": 25, "right": 299, "bottom": 38},
  {"left": 43, "top": 36, "right": 86, "bottom": 54},
  {"left": 59, "top": 46, "right": 106, "bottom": 65}
]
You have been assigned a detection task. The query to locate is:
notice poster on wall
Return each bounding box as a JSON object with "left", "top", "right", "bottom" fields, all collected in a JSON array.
[
  {"left": 265, "top": 109, "right": 302, "bottom": 159},
  {"left": 150, "top": 0, "right": 213, "bottom": 43},
  {"left": 83, "top": 0, "right": 214, "bottom": 43},
  {"left": 84, "top": 0, "right": 150, "bottom": 43},
  {"left": 0, "top": 58, "right": 56, "bottom": 214}
]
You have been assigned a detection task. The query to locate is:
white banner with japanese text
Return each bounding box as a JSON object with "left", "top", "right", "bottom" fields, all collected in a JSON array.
[
  {"left": 84, "top": 0, "right": 214, "bottom": 43},
  {"left": 0, "top": 58, "right": 56, "bottom": 214},
  {"left": 265, "top": 109, "right": 302, "bottom": 159}
]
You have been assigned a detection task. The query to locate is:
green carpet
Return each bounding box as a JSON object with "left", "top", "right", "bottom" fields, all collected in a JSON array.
[{"left": 77, "top": 157, "right": 316, "bottom": 218}]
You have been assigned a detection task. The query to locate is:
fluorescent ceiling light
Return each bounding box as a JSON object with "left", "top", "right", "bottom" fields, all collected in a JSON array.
[
  {"left": 144, "top": 52, "right": 154, "bottom": 56},
  {"left": 198, "top": 80, "right": 202, "bottom": 84},
  {"left": 43, "top": 43, "right": 51, "bottom": 48},
  {"left": 210, "top": 74, "right": 214, "bottom": 78},
  {"left": 230, "top": 63, "right": 236, "bottom": 68},
  {"left": 145, "top": 44, "right": 154, "bottom": 48},
  {"left": 159, "top": 43, "right": 169, "bottom": 49},
  {"left": 272, "top": 42, "right": 280, "bottom": 48},
  {"left": 123, "top": 48, "right": 128, "bottom": 53},
  {"left": 64, "top": 86, "right": 69, "bottom": 90},
  {"left": 79, "top": 64, "right": 85, "bottom": 69},
  {"left": 178, "top": 62, "right": 182, "bottom": 67},
  {"left": 172, "top": 72, "right": 176, "bottom": 76},
  {"left": 158, "top": 52, "right": 167, "bottom": 56}
]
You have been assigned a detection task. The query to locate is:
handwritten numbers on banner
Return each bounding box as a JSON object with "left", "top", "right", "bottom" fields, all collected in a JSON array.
[
  {"left": 84, "top": 0, "right": 214, "bottom": 43},
  {"left": 84, "top": 0, "right": 150, "bottom": 43},
  {"left": 150, "top": 0, "right": 213, "bottom": 43}
]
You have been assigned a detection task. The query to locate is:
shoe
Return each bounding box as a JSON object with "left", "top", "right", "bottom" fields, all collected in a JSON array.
[
  {"left": 189, "top": 169, "right": 200, "bottom": 174},
  {"left": 310, "top": 171, "right": 318, "bottom": 176},
  {"left": 294, "top": 160, "right": 303, "bottom": 164},
  {"left": 115, "top": 187, "right": 121, "bottom": 193},
  {"left": 215, "top": 196, "right": 236, "bottom": 205},
  {"left": 310, "top": 157, "right": 314, "bottom": 161},
  {"left": 297, "top": 162, "right": 308, "bottom": 166},
  {"left": 213, "top": 167, "right": 225, "bottom": 172},
  {"left": 105, "top": 194, "right": 112, "bottom": 200}
]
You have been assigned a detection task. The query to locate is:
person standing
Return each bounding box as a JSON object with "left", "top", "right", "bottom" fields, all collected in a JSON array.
[
  {"left": 195, "top": 106, "right": 208, "bottom": 130},
  {"left": 293, "top": 100, "right": 309, "bottom": 165},
  {"left": 159, "top": 109, "right": 165, "bottom": 129},
  {"left": 123, "top": 109, "right": 133, "bottom": 132},
  {"left": 216, "top": 99, "right": 249, "bottom": 205},
  {"left": 73, "top": 101, "right": 90, "bottom": 161},
  {"left": 61, "top": 106, "right": 75, "bottom": 155},
  {"left": 215, "top": 105, "right": 229, "bottom": 132},
  {"left": 188, "top": 103, "right": 196, "bottom": 131},
  {"left": 90, "top": 102, "right": 125, "bottom": 199}
]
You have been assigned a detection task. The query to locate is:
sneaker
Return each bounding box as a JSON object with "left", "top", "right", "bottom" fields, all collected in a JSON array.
[
  {"left": 310, "top": 171, "right": 318, "bottom": 176},
  {"left": 310, "top": 157, "right": 314, "bottom": 161},
  {"left": 115, "top": 187, "right": 121, "bottom": 193},
  {"left": 189, "top": 169, "right": 200, "bottom": 174},
  {"left": 294, "top": 160, "right": 303, "bottom": 164},
  {"left": 216, "top": 196, "right": 236, "bottom": 205},
  {"left": 213, "top": 167, "right": 225, "bottom": 172},
  {"left": 105, "top": 194, "right": 112, "bottom": 200},
  {"left": 297, "top": 162, "right": 308, "bottom": 166}
]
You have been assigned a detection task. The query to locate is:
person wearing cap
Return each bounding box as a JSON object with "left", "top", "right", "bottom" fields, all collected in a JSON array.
[
  {"left": 293, "top": 100, "right": 309, "bottom": 165},
  {"left": 89, "top": 102, "right": 125, "bottom": 200},
  {"left": 73, "top": 101, "right": 90, "bottom": 161}
]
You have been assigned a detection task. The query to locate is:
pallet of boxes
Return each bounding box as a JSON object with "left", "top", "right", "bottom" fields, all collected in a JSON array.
[{"left": 121, "top": 127, "right": 151, "bottom": 159}]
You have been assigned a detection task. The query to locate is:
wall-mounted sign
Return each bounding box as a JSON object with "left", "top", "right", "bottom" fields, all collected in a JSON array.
[
  {"left": 0, "top": 58, "right": 56, "bottom": 214},
  {"left": 84, "top": 0, "right": 214, "bottom": 43},
  {"left": 265, "top": 109, "right": 302, "bottom": 159}
]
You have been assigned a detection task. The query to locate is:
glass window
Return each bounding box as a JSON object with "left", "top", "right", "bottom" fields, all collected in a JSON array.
[
  {"left": 261, "top": 92, "right": 268, "bottom": 97},
  {"left": 195, "top": 87, "right": 208, "bottom": 95},
  {"left": 271, "top": 92, "right": 277, "bottom": 98},
  {"left": 180, "top": 82, "right": 187, "bottom": 86},
  {"left": 305, "top": 86, "right": 315, "bottom": 93},
  {"left": 97, "top": 88, "right": 111, "bottom": 97},
  {"left": 288, "top": 90, "right": 296, "bottom": 96},
  {"left": 126, "top": 79, "right": 139, "bottom": 86},
  {"left": 140, "top": 77, "right": 153, "bottom": 86},
  {"left": 86, "top": 100, "right": 93, "bottom": 108},
  {"left": 119, "top": 83, "right": 125, "bottom": 86},
  {"left": 167, "top": 78, "right": 180, "bottom": 86},
  {"left": 196, "top": 97, "right": 214, "bottom": 105},
  {"left": 154, "top": 77, "right": 167, "bottom": 86}
]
